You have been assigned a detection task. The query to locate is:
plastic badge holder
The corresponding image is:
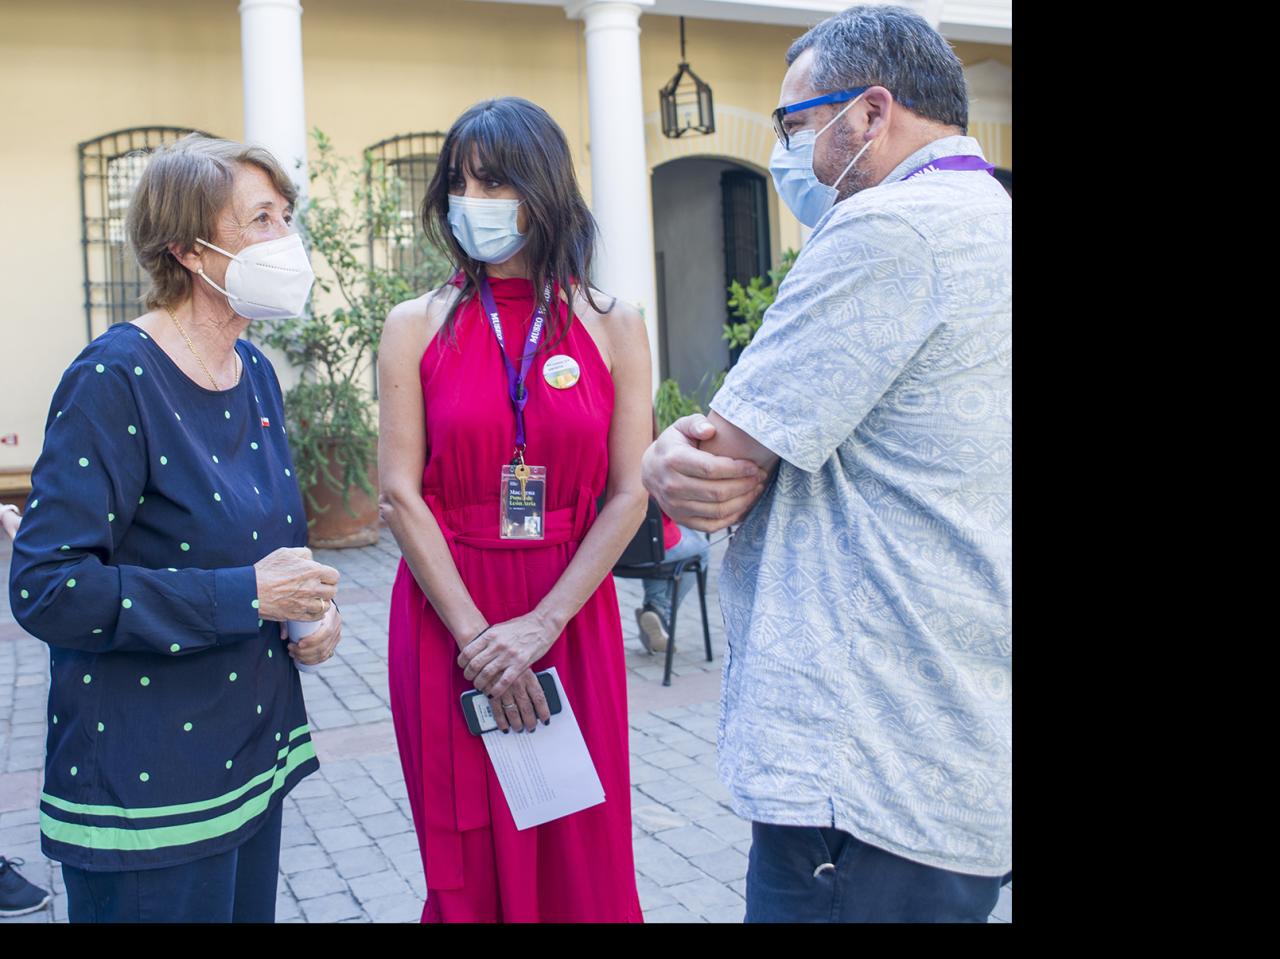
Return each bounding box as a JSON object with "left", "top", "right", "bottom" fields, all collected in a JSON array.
[{"left": 500, "top": 464, "right": 546, "bottom": 540}]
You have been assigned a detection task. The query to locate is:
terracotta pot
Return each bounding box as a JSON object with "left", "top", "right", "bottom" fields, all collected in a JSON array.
[{"left": 304, "top": 449, "right": 380, "bottom": 550}]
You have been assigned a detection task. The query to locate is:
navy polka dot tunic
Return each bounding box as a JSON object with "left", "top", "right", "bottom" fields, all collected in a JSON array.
[{"left": 8, "top": 322, "right": 319, "bottom": 872}]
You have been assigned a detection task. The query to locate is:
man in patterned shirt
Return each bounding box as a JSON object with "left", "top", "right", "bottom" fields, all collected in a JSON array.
[{"left": 642, "top": 5, "right": 1011, "bottom": 923}]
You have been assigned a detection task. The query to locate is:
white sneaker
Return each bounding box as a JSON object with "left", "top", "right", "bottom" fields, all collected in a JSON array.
[{"left": 635, "top": 606, "right": 669, "bottom": 654}]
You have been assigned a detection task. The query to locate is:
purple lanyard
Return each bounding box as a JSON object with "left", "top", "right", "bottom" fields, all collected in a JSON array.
[
  {"left": 901, "top": 154, "right": 995, "bottom": 181},
  {"left": 478, "top": 276, "right": 553, "bottom": 453}
]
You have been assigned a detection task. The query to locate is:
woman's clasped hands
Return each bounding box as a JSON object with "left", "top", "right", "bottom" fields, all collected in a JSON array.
[{"left": 458, "top": 613, "right": 557, "bottom": 734}]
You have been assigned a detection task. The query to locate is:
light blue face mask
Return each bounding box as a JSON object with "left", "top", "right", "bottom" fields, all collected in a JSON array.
[
  {"left": 769, "top": 94, "right": 874, "bottom": 228},
  {"left": 447, "top": 194, "right": 528, "bottom": 264}
]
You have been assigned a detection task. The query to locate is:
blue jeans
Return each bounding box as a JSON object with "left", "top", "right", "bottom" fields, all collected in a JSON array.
[
  {"left": 642, "top": 525, "right": 711, "bottom": 620},
  {"left": 745, "top": 822, "right": 1002, "bottom": 923},
  {"left": 62, "top": 801, "right": 284, "bottom": 923}
]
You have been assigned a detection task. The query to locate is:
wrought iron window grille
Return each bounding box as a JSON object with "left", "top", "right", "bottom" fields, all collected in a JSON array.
[
  {"left": 364, "top": 131, "right": 447, "bottom": 285},
  {"left": 78, "top": 126, "right": 215, "bottom": 343}
]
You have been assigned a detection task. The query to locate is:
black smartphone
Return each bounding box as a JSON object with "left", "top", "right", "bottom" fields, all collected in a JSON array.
[{"left": 460, "top": 669, "right": 563, "bottom": 735}]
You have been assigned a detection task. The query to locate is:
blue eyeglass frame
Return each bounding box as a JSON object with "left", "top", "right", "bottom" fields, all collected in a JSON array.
[
  {"left": 772, "top": 86, "right": 914, "bottom": 149},
  {"left": 772, "top": 87, "right": 867, "bottom": 149}
]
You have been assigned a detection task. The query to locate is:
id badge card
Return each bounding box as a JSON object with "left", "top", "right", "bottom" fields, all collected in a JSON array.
[{"left": 500, "top": 464, "right": 546, "bottom": 539}]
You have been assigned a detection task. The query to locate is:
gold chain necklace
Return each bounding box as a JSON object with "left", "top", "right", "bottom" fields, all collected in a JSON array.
[{"left": 164, "top": 305, "right": 239, "bottom": 391}]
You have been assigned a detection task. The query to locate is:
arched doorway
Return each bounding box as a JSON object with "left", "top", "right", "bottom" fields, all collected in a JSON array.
[{"left": 651, "top": 156, "right": 771, "bottom": 397}]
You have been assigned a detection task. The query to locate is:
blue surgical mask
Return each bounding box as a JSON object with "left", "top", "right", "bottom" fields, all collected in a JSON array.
[
  {"left": 769, "top": 94, "right": 874, "bottom": 228},
  {"left": 447, "top": 195, "right": 528, "bottom": 264}
]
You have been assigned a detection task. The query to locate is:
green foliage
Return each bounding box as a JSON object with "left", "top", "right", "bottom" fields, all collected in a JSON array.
[
  {"left": 654, "top": 378, "right": 701, "bottom": 432},
  {"left": 260, "top": 128, "right": 451, "bottom": 517},
  {"left": 723, "top": 248, "right": 799, "bottom": 350},
  {"left": 654, "top": 370, "right": 726, "bottom": 432}
]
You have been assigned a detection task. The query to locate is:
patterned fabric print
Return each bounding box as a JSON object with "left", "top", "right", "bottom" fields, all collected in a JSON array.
[{"left": 709, "top": 136, "right": 1011, "bottom": 876}]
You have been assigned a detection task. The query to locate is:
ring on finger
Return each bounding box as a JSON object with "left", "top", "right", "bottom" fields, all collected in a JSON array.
[{"left": 502, "top": 703, "right": 519, "bottom": 711}]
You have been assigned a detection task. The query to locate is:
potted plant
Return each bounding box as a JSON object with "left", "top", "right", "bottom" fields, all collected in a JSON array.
[{"left": 261, "top": 129, "right": 450, "bottom": 548}]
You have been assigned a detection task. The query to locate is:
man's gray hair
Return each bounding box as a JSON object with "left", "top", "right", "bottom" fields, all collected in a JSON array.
[{"left": 786, "top": 5, "right": 968, "bottom": 131}]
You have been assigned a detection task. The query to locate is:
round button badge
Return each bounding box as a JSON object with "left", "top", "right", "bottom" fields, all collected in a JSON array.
[{"left": 543, "top": 354, "right": 581, "bottom": 390}]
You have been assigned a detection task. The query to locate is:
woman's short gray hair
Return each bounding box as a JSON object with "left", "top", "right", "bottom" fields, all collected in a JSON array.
[
  {"left": 786, "top": 5, "right": 969, "bottom": 131},
  {"left": 125, "top": 134, "right": 298, "bottom": 310}
]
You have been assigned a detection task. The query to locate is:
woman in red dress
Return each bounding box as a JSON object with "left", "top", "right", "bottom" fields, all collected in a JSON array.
[{"left": 378, "top": 97, "right": 650, "bottom": 922}]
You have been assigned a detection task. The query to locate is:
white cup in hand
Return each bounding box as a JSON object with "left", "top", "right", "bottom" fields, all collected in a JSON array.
[{"left": 286, "top": 618, "right": 324, "bottom": 674}]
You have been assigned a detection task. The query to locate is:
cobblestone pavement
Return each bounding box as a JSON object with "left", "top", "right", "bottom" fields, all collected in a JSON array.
[{"left": 1, "top": 529, "right": 1011, "bottom": 924}]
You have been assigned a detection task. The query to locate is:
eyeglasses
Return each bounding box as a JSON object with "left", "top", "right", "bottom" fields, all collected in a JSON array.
[
  {"left": 771, "top": 86, "right": 914, "bottom": 149},
  {"left": 772, "top": 87, "right": 868, "bottom": 150}
]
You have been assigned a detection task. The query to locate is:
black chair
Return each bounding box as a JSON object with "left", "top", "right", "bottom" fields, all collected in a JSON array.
[{"left": 612, "top": 498, "right": 713, "bottom": 686}]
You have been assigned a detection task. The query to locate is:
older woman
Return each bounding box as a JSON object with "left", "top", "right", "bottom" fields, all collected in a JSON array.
[{"left": 7, "top": 135, "right": 341, "bottom": 923}]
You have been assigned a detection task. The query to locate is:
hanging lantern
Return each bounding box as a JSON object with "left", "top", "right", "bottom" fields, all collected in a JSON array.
[{"left": 660, "top": 17, "right": 715, "bottom": 139}]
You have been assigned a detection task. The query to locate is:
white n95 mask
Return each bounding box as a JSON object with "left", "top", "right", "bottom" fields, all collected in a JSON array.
[
  {"left": 195, "top": 233, "right": 315, "bottom": 321},
  {"left": 447, "top": 195, "right": 528, "bottom": 264}
]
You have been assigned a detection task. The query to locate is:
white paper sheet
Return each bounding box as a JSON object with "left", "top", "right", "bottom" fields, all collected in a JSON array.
[{"left": 479, "top": 667, "right": 605, "bottom": 830}]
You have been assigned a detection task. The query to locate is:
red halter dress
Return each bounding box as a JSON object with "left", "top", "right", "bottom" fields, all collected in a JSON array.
[{"left": 387, "top": 275, "right": 643, "bottom": 923}]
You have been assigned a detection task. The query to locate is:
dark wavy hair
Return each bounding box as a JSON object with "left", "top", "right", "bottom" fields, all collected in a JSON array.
[{"left": 422, "top": 97, "right": 606, "bottom": 349}]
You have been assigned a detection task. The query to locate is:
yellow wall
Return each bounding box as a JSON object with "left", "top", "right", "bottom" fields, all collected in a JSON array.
[
  {"left": 0, "top": 0, "right": 245, "bottom": 472},
  {"left": 0, "top": 0, "right": 1009, "bottom": 472}
]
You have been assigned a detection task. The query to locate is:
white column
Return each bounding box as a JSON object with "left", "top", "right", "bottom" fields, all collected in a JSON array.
[
  {"left": 239, "top": 0, "right": 308, "bottom": 383},
  {"left": 239, "top": 0, "right": 309, "bottom": 194},
  {"left": 565, "top": 0, "right": 660, "bottom": 393}
]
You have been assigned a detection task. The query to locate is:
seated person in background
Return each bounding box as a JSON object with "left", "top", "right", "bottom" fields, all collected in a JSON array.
[
  {"left": 1, "top": 503, "right": 54, "bottom": 919},
  {"left": 634, "top": 414, "right": 711, "bottom": 654}
]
